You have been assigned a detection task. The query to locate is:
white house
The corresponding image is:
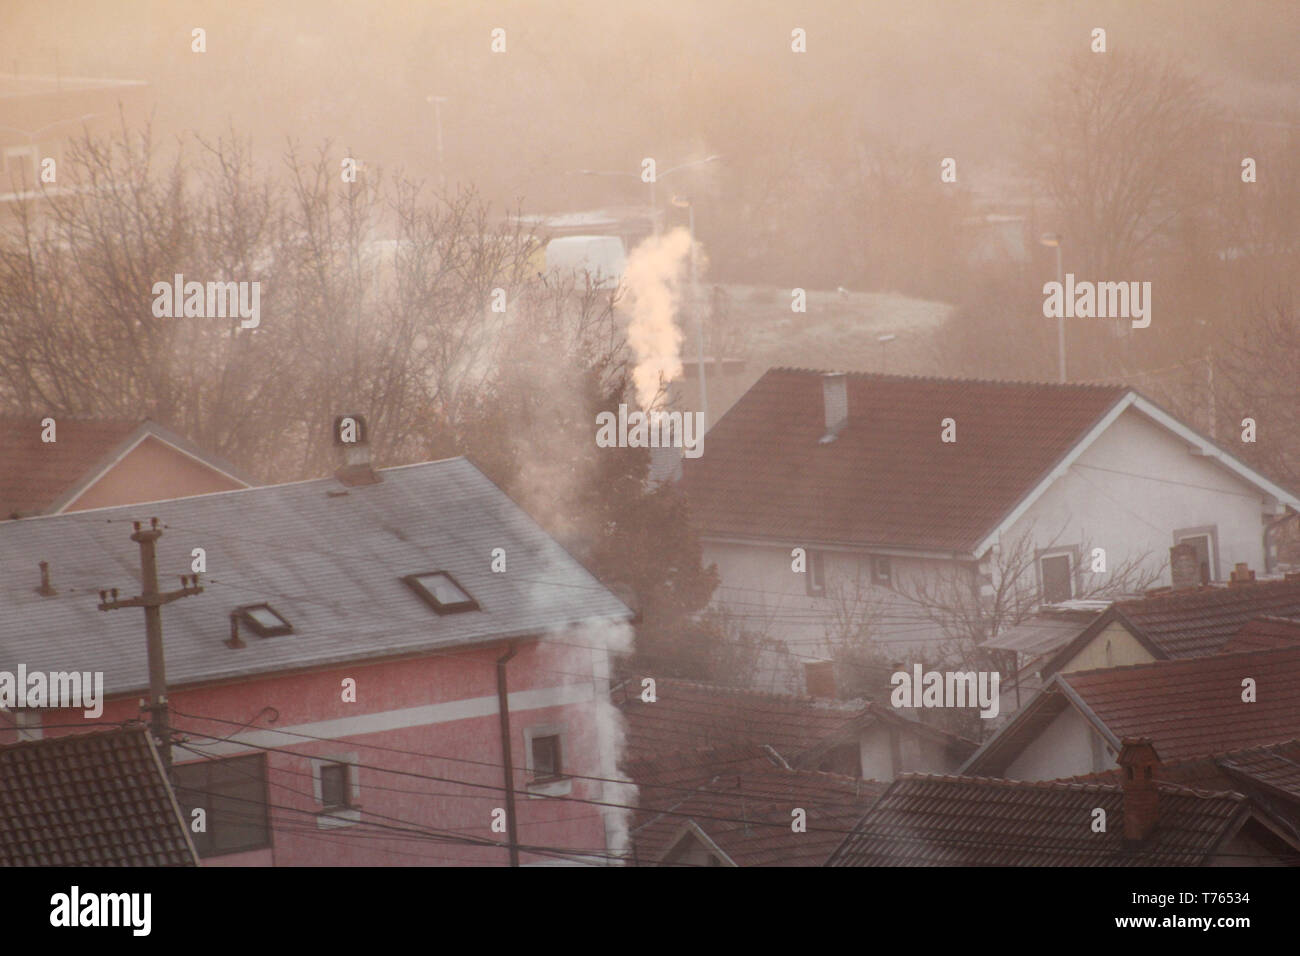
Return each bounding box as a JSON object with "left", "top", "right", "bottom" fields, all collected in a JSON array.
[{"left": 680, "top": 368, "right": 1300, "bottom": 689}]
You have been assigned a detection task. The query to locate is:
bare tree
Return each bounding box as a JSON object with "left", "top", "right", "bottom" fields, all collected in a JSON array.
[
  {"left": 1023, "top": 51, "right": 1220, "bottom": 277},
  {"left": 895, "top": 522, "right": 1166, "bottom": 648}
]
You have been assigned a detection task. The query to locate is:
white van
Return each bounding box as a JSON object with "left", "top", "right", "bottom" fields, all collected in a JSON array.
[{"left": 544, "top": 235, "right": 626, "bottom": 289}]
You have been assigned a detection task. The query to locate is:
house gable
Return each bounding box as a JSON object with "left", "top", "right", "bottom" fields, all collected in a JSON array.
[
  {"left": 61, "top": 433, "right": 248, "bottom": 512},
  {"left": 1055, "top": 618, "right": 1156, "bottom": 674},
  {"left": 1003, "top": 702, "right": 1115, "bottom": 780}
]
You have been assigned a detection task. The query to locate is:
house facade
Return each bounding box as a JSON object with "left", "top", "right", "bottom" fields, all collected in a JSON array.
[
  {"left": 0, "top": 456, "right": 632, "bottom": 866},
  {"left": 681, "top": 368, "right": 1300, "bottom": 690},
  {"left": 1, "top": 417, "right": 251, "bottom": 520}
]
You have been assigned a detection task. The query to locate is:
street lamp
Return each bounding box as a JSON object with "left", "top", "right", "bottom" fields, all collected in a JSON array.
[
  {"left": 1040, "top": 233, "right": 1065, "bottom": 383},
  {"left": 672, "top": 193, "right": 707, "bottom": 431}
]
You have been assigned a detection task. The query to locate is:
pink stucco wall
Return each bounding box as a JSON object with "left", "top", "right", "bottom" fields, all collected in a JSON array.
[{"left": 37, "top": 638, "right": 618, "bottom": 866}]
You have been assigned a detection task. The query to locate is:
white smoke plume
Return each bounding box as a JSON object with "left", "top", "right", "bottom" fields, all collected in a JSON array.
[
  {"left": 622, "top": 227, "right": 693, "bottom": 408},
  {"left": 543, "top": 617, "right": 638, "bottom": 864}
]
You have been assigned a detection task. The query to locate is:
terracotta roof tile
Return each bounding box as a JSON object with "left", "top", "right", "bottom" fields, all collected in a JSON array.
[
  {"left": 629, "top": 746, "right": 884, "bottom": 866},
  {"left": 614, "top": 678, "right": 865, "bottom": 766},
  {"left": 1062, "top": 646, "right": 1300, "bottom": 762},
  {"left": 1221, "top": 615, "right": 1300, "bottom": 654},
  {"left": 681, "top": 368, "right": 1127, "bottom": 552},
  {"left": 1111, "top": 578, "right": 1300, "bottom": 658},
  {"left": 827, "top": 774, "right": 1250, "bottom": 866},
  {"left": 0, "top": 727, "right": 198, "bottom": 866}
]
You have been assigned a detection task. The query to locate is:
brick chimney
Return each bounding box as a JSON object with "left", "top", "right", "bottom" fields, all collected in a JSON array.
[
  {"left": 334, "top": 414, "right": 380, "bottom": 486},
  {"left": 804, "top": 660, "right": 837, "bottom": 698},
  {"left": 1229, "top": 562, "right": 1256, "bottom": 588},
  {"left": 1118, "top": 738, "right": 1161, "bottom": 841},
  {"left": 820, "top": 372, "right": 848, "bottom": 443},
  {"left": 1169, "top": 544, "right": 1200, "bottom": 590}
]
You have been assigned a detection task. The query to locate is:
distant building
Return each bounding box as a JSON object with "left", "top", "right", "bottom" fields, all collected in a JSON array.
[
  {"left": 0, "top": 456, "right": 632, "bottom": 865},
  {"left": 681, "top": 368, "right": 1300, "bottom": 685},
  {"left": 0, "top": 417, "right": 251, "bottom": 520}
]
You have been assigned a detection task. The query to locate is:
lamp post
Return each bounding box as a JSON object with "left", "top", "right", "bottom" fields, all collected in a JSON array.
[
  {"left": 1040, "top": 233, "right": 1065, "bottom": 383},
  {"left": 672, "top": 193, "right": 707, "bottom": 430}
]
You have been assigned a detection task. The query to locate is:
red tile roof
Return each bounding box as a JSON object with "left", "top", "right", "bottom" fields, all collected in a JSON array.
[
  {"left": 1058, "top": 740, "right": 1300, "bottom": 838},
  {"left": 1062, "top": 646, "right": 1300, "bottom": 762},
  {"left": 614, "top": 678, "right": 865, "bottom": 766},
  {"left": 0, "top": 727, "right": 199, "bottom": 866},
  {"left": 1222, "top": 615, "right": 1300, "bottom": 654},
  {"left": 0, "top": 417, "right": 138, "bottom": 518},
  {"left": 1113, "top": 578, "right": 1300, "bottom": 659},
  {"left": 681, "top": 368, "right": 1127, "bottom": 551},
  {"left": 632, "top": 754, "right": 884, "bottom": 866},
  {"left": 826, "top": 774, "right": 1255, "bottom": 867},
  {"left": 971, "top": 647, "right": 1300, "bottom": 776}
]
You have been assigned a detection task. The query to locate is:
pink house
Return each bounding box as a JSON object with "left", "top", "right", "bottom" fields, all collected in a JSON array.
[{"left": 0, "top": 456, "right": 632, "bottom": 866}]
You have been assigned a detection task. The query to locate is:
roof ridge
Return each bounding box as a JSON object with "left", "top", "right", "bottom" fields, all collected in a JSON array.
[
  {"left": 650, "top": 676, "right": 867, "bottom": 711},
  {"left": 895, "top": 770, "right": 1244, "bottom": 802},
  {"left": 766, "top": 365, "right": 1132, "bottom": 392},
  {"left": 1065, "top": 642, "right": 1300, "bottom": 681}
]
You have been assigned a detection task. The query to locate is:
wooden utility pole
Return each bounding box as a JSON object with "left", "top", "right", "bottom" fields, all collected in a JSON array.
[
  {"left": 98, "top": 518, "right": 203, "bottom": 772},
  {"left": 495, "top": 644, "right": 520, "bottom": 867}
]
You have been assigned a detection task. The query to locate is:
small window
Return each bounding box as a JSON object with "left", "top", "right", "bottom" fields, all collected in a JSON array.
[
  {"left": 872, "top": 556, "right": 892, "bottom": 586},
  {"left": 320, "top": 763, "right": 351, "bottom": 809},
  {"left": 236, "top": 603, "right": 293, "bottom": 637},
  {"left": 403, "top": 572, "right": 479, "bottom": 614},
  {"left": 172, "top": 754, "right": 271, "bottom": 858},
  {"left": 531, "top": 734, "right": 562, "bottom": 780},
  {"left": 806, "top": 551, "right": 826, "bottom": 596},
  {"left": 1040, "top": 553, "right": 1073, "bottom": 603}
]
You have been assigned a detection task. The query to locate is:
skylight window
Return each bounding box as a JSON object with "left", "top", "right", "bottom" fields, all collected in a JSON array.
[
  {"left": 402, "top": 572, "right": 479, "bottom": 615},
  {"left": 235, "top": 603, "right": 293, "bottom": 637}
]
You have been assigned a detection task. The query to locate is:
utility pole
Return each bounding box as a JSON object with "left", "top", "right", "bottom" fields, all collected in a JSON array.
[
  {"left": 495, "top": 644, "right": 520, "bottom": 867},
  {"left": 98, "top": 518, "right": 203, "bottom": 772}
]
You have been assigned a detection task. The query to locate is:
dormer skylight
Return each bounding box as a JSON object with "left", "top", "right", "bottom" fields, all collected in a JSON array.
[
  {"left": 402, "top": 572, "right": 479, "bottom": 615},
  {"left": 235, "top": 603, "right": 293, "bottom": 637}
]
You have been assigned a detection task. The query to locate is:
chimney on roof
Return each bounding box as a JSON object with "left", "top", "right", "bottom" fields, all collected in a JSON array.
[
  {"left": 36, "top": 560, "right": 56, "bottom": 596},
  {"left": 1229, "top": 562, "right": 1256, "bottom": 588},
  {"left": 226, "top": 611, "right": 245, "bottom": 649},
  {"left": 333, "top": 414, "right": 380, "bottom": 487},
  {"left": 1118, "top": 738, "right": 1161, "bottom": 842},
  {"left": 804, "top": 660, "right": 837, "bottom": 698},
  {"left": 1169, "top": 544, "right": 1201, "bottom": 590},
  {"left": 820, "top": 372, "right": 848, "bottom": 444}
]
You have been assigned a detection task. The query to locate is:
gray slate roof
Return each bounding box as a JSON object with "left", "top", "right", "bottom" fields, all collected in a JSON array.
[{"left": 0, "top": 458, "right": 630, "bottom": 696}]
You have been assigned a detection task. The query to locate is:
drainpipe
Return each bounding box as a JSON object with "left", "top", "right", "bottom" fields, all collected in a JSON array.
[{"left": 496, "top": 644, "right": 520, "bottom": 867}]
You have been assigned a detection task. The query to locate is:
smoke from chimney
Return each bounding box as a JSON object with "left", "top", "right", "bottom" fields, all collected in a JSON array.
[{"left": 623, "top": 227, "right": 693, "bottom": 408}]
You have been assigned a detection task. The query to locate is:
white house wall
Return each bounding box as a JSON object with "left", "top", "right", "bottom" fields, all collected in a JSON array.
[
  {"left": 1003, "top": 705, "right": 1111, "bottom": 780},
  {"left": 1004, "top": 405, "right": 1268, "bottom": 590}
]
